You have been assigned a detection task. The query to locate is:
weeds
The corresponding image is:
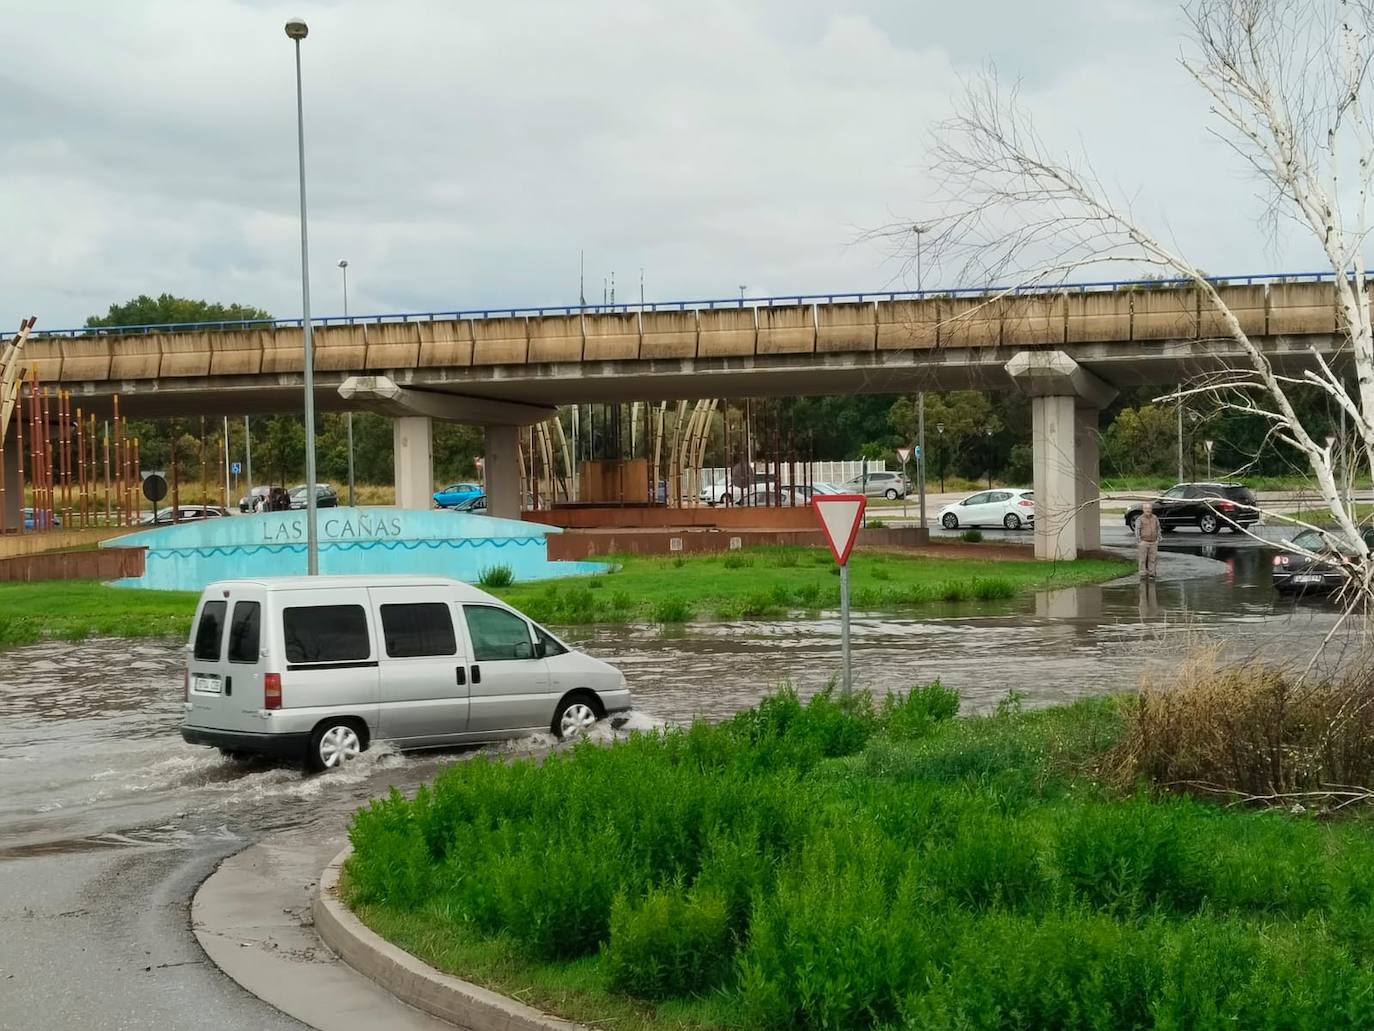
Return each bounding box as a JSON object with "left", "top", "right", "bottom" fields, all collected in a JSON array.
[
  {"left": 961, "top": 528, "right": 984, "bottom": 543},
  {"left": 722, "top": 554, "right": 754, "bottom": 570},
  {"left": 651, "top": 598, "right": 692, "bottom": 623},
  {"left": 477, "top": 564, "right": 515, "bottom": 587}
]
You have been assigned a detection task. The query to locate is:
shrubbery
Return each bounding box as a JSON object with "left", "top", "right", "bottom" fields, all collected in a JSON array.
[{"left": 346, "top": 684, "right": 1374, "bottom": 1028}]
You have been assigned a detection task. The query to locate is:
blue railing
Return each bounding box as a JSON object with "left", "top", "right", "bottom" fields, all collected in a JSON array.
[{"left": 29, "top": 268, "right": 1349, "bottom": 339}]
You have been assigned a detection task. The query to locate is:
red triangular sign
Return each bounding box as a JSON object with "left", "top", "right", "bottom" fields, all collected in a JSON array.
[
  {"left": 897, "top": 447, "right": 911, "bottom": 463},
  {"left": 811, "top": 493, "right": 867, "bottom": 566}
]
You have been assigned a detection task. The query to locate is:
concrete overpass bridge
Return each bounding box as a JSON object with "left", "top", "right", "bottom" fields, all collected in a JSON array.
[{"left": 8, "top": 272, "right": 1358, "bottom": 560}]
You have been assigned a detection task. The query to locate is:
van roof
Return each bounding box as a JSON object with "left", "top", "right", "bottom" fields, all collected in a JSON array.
[{"left": 202, "top": 574, "right": 501, "bottom": 602}]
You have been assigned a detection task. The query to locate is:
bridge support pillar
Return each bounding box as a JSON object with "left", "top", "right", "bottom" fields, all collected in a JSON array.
[
  {"left": 393, "top": 416, "right": 433, "bottom": 510},
  {"left": 484, "top": 425, "right": 522, "bottom": 520},
  {"left": 1007, "top": 351, "right": 1116, "bottom": 562}
]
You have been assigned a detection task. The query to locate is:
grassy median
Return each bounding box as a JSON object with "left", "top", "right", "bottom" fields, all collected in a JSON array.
[
  {"left": 0, "top": 547, "right": 1129, "bottom": 651},
  {"left": 345, "top": 686, "right": 1374, "bottom": 1030},
  {"left": 491, "top": 546, "right": 1131, "bottom": 624}
]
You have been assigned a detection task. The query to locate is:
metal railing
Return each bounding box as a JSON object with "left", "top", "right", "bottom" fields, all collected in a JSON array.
[{"left": 29, "top": 268, "right": 1353, "bottom": 339}]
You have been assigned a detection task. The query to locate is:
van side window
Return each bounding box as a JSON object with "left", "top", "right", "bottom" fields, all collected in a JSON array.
[
  {"left": 464, "top": 606, "right": 533, "bottom": 662},
  {"left": 283, "top": 605, "right": 370, "bottom": 664},
  {"left": 227, "top": 601, "right": 261, "bottom": 664},
  {"left": 381, "top": 603, "right": 457, "bottom": 658},
  {"left": 534, "top": 625, "right": 568, "bottom": 658},
  {"left": 194, "top": 601, "right": 227, "bottom": 661}
]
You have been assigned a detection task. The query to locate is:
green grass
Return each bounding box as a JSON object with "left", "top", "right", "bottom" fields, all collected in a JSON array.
[
  {"left": 493, "top": 546, "right": 1130, "bottom": 625},
  {"left": 0, "top": 580, "right": 198, "bottom": 650},
  {"left": 346, "top": 688, "right": 1374, "bottom": 1030},
  {"left": 1281, "top": 502, "right": 1374, "bottom": 528},
  {"left": 0, "top": 547, "right": 1129, "bottom": 650}
]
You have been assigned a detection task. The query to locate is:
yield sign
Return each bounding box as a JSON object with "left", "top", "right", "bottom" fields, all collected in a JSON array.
[
  {"left": 810, "top": 493, "right": 867, "bottom": 566},
  {"left": 896, "top": 447, "right": 911, "bottom": 464}
]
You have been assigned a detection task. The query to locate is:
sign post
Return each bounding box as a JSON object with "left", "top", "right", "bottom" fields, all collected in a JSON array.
[
  {"left": 896, "top": 446, "right": 911, "bottom": 520},
  {"left": 810, "top": 493, "right": 867, "bottom": 695}
]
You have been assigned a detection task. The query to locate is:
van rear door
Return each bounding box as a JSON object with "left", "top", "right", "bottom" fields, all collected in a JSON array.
[{"left": 186, "top": 586, "right": 268, "bottom": 734}]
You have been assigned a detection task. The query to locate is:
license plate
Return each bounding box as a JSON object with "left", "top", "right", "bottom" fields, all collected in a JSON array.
[
  {"left": 193, "top": 674, "right": 221, "bottom": 694},
  {"left": 1292, "top": 575, "right": 1326, "bottom": 585}
]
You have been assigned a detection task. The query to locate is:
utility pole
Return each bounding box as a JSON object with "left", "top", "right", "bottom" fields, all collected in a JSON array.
[
  {"left": 1177, "top": 392, "right": 1185, "bottom": 484},
  {"left": 339, "top": 259, "right": 355, "bottom": 507},
  {"left": 913, "top": 224, "right": 929, "bottom": 532},
  {"left": 244, "top": 415, "right": 252, "bottom": 489}
]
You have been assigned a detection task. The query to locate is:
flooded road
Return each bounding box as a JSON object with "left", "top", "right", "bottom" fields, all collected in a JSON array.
[{"left": 0, "top": 536, "right": 1355, "bottom": 1028}]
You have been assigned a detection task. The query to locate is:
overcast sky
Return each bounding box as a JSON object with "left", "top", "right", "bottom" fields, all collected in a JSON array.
[{"left": 1, "top": 0, "right": 1320, "bottom": 330}]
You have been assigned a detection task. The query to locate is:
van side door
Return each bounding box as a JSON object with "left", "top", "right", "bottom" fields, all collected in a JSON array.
[
  {"left": 369, "top": 586, "right": 469, "bottom": 746},
  {"left": 460, "top": 604, "right": 551, "bottom": 734}
]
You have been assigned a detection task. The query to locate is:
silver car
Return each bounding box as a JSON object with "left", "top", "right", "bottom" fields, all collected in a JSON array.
[
  {"left": 842, "top": 470, "right": 910, "bottom": 500},
  {"left": 181, "top": 575, "right": 632, "bottom": 770}
]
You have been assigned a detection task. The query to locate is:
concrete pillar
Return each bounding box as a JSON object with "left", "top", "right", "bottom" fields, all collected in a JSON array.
[
  {"left": 484, "top": 424, "right": 522, "bottom": 520},
  {"left": 1074, "top": 406, "right": 1101, "bottom": 553},
  {"left": 1006, "top": 350, "right": 1117, "bottom": 563},
  {"left": 392, "top": 416, "right": 433, "bottom": 510},
  {"left": 1030, "top": 394, "right": 1079, "bottom": 561}
]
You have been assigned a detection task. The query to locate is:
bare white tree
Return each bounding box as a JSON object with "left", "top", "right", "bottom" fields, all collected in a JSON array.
[{"left": 896, "top": 0, "right": 1374, "bottom": 615}]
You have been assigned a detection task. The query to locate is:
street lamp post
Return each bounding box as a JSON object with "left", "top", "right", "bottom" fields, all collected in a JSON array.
[
  {"left": 936, "top": 423, "right": 945, "bottom": 493},
  {"left": 338, "top": 258, "right": 355, "bottom": 508},
  {"left": 985, "top": 426, "right": 994, "bottom": 489},
  {"left": 738, "top": 284, "right": 747, "bottom": 307},
  {"left": 286, "top": 16, "right": 319, "bottom": 575},
  {"left": 913, "top": 224, "right": 929, "bottom": 533}
]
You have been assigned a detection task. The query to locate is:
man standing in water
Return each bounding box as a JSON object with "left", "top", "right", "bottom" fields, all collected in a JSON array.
[{"left": 1135, "top": 500, "right": 1161, "bottom": 579}]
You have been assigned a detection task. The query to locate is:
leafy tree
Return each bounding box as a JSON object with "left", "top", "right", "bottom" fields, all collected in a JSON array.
[{"left": 86, "top": 294, "right": 270, "bottom": 329}]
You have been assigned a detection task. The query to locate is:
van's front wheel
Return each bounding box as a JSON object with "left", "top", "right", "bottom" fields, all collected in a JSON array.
[
  {"left": 308, "top": 720, "right": 366, "bottom": 772},
  {"left": 553, "top": 693, "right": 603, "bottom": 741}
]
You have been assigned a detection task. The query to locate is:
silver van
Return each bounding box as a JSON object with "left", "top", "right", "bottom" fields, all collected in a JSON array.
[{"left": 180, "top": 575, "right": 632, "bottom": 771}]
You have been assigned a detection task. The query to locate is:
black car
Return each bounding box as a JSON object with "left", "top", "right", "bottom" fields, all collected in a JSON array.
[
  {"left": 1124, "top": 482, "right": 1259, "bottom": 535},
  {"left": 288, "top": 483, "right": 339, "bottom": 509},
  {"left": 1273, "top": 527, "right": 1374, "bottom": 594}
]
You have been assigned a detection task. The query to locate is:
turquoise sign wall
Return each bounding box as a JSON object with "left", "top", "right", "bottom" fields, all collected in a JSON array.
[{"left": 101, "top": 508, "right": 605, "bottom": 591}]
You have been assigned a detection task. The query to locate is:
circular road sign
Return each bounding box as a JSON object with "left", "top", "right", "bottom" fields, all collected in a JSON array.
[{"left": 143, "top": 473, "right": 169, "bottom": 504}]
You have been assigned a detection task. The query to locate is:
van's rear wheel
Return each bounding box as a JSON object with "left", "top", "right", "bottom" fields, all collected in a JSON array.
[
  {"left": 553, "top": 694, "right": 602, "bottom": 741},
  {"left": 308, "top": 720, "right": 366, "bottom": 772}
]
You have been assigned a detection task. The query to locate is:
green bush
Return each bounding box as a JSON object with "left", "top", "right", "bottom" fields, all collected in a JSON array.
[
  {"left": 477, "top": 563, "right": 514, "bottom": 587},
  {"left": 721, "top": 553, "right": 754, "bottom": 569},
  {"left": 604, "top": 885, "right": 732, "bottom": 999},
  {"left": 960, "top": 528, "right": 983, "bottom": 543},
  {"left": 652, "top": 597, "right": 692, "bottom": 623},
  {"left": 971, "top": 576, "right": 1014, "bottom": 600},
  {"left": 344, "top": 687, "right": 1374, "bottom": 1030}
]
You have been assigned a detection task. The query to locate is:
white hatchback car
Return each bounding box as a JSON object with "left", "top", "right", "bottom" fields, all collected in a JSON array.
[
  {"left": 938, "top": 489, "right": 1035, "bottom": 530},
  {"left": 181, "top": 575, "right": 631, "bottom": 771}
]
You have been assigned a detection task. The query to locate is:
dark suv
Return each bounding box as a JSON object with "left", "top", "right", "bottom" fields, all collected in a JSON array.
[{"left": 1124, "top": 482, "right": 1259, "bottom": 535}]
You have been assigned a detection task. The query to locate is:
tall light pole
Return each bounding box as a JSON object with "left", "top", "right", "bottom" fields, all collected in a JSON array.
[
  {"left": 338, "top": 258, "right": 355, "bottom": 508},
  {"left": 286, "top": 16, "right": 319, "bottom": 575},
  {"left": 913, "top": 224, "right": 929, "bottom": 532},
  {"left": 738, "top": 284, "right": 747, "bottom": 307}
]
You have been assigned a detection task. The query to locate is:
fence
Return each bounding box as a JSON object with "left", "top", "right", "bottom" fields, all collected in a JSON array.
[{"left": 696, "top": 461, "right": 886, "bottom": 494}]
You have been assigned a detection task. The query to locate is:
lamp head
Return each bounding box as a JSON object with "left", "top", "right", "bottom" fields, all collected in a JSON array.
[
  {"left": 285, "top": 18, "right": 308, "bottom": 40},
  {"left": 337, "top": 259, "right": 348, "bottom": 269}
]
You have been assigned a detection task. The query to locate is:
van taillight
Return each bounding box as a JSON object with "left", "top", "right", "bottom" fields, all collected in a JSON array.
[
  {"left": 184, "top": 671, "right": 190, "bottom": 702},
  {"left": 265, "top": 673, "right": 282, "bottom": 710}
]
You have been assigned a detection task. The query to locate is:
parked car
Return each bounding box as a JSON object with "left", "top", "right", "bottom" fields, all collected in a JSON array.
[
  {"left": 1124, "top": 482, "right": 1259, "bottom": 535},
  {"left": 448, "top": 492, "right": 535, "bottom": 514},
  {"left": 20, "top": 507, "right": 61, "bottom": 530},
  {"left": 706, "top": 473, "right": 779, "bottom": 506},
  {"left": 238, "top": 486, "right": 272, "bottom": 513},
  {"left": 1272, "top": 527, "right": 1374, "bottom": 594},
  {"left": 842, "top": 470, "right": 910, "bottom": 500},
  {"left": 433, "top": 482, "right": 483, "bottom": 509},
  {"left": 938, "top": 489, "right": 1036, "bottom": 530},
  {"left": 140, "top": 505, "right": 232, "bottom": 525},
  {"left": 180, "top": 575, "right": 633, "bottom": 771},
  {"left": 288, "top": 483, "right": 339, "bottom": 510},
  {"left": 738, "top": 489, "right": 798, "bottom": 507}
]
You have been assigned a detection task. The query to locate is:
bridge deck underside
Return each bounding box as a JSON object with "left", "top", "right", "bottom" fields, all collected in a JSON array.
[{"left": 47, "top": 335, "right": 1345, "bottom": 419}]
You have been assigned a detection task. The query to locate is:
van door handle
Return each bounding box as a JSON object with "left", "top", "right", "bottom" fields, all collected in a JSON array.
[
  {"left": 225, "top": 676, "right": 233, "bottom": 697},
  {"left": 455, "top": 666, "right": 466, "bottom": 686},
  {"left": 470, "top": 664, "right": 481, "bottom": 685}
]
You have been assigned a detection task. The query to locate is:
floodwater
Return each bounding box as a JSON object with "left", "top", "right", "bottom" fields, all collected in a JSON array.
[{"left": 0, "top": 539, "right": 1351, "bottom": 856}]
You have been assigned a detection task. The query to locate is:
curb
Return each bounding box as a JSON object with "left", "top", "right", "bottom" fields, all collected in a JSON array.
[{"left": 315, "top": 847, "right": 587, "bottom": 1031}]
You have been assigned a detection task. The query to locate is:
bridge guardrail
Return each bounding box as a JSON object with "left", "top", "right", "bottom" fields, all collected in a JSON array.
[{"left": 28, "top": 268, "right": 1362, "bottom": 339}]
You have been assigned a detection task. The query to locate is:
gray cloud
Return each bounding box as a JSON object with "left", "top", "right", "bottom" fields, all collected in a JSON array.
[{"left": 0, "top": 0, "right": 1320, "bottom": 330}]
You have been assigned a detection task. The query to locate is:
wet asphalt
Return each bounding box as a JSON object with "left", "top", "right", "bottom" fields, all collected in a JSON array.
[{"left": 0, "top": 521, "right": 1353, "bottom": 1029}]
